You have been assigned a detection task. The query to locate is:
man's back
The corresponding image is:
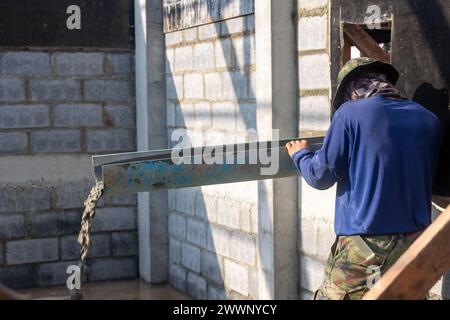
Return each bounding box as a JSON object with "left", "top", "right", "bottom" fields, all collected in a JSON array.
[{"left": 292, "top": 95, "right": 440, "bottom": 235}]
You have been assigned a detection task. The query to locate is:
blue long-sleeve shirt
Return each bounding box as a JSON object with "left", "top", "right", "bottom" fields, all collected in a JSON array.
[{"left": 292, "top": 96, "right": 440, "bottom": 235}]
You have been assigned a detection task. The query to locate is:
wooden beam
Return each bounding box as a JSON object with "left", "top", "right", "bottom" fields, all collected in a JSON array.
[
  {"left": 342, "top": 33, "right": 352, "bottom": 64},
  {"left": 363, "top": 206, "right": 450, "bottom": 300},
  {"left": 343, "top": 24, "right": 390, "bottom": 63}
]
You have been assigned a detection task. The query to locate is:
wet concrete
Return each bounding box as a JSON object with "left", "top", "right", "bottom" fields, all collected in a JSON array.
[{"left": 17, "top": 279, "right": 189, "bottom": 300}]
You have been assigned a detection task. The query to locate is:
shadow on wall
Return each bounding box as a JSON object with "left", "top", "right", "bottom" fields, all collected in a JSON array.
[
  {"left": 164, "top": 2, "right": 259, "bottom": 299},
  {"left": 407, "top": 0, "right": 450, "bottom": 298}
]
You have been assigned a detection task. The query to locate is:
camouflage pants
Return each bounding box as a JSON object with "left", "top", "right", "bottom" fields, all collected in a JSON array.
[{"left": 314, "top": 232, "right": 421, "bottom": 300}]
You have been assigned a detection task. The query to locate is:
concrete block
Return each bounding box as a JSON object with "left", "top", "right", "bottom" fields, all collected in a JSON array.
[
  {"left": 91, "top": 207, "right": 136, "bottom": 232},
  {"left": 196, "top": 192, "right": 217, "bottom": 222},
  {"left": 0, "top": 78, "right": 25, "bottom": 102},
  {"left": 30, "top": 212, "right": 60, "bottom": 237},
  {"left": 166, "top": 75, "right": 184, "bottom": 100},
  {"left": 112, "top": 231, "right": 138, "bottom": 256},
  {"left": 249, "top": 70, "right": 256, "bottom": 99},
  {"left": 201, "top": 250, "right": 224, "bottom": 285},
  {"left": 229, "top": 232, "right": 256, "bottom": 266},
  {"left": 205, "top": 72, "right": 222, "bottom": 100},
  {"left": 299, "top": 95, "right": 331, "bottom": 131},
  {"left": 211, "top": 102, "right": 236, "bottom": 130},
  {"left": 208, "top": 284, "right": 227, "bottom": 300},
  {"left": 60, "top": 235, "right": 81, "bottom": 260},
  {"left": 165, "top": 31, "right": 183, "bottom": 47},
  {"left": 215, "top": 38, "right": 233, "bottom": 68},
  {"left": 0, "top": 132, "right": 28, "bottom": 153},
  {"left": 0, "top": 215, "right": 26, "bottom": 240},
  {"left": 30, "top": 79, "right": 81, "bottom": 101},
  {"left": 167, "top": 101, "right": 176, "bottom": 127},
  {"left": 61, "top": 211, "right": 82, "bottom": 235},
  {"left": 88, "top": 233, "right": 112, "bottom": 258},
  {"left": 52, "top": 181, "right": 92, "bottom": 210},
  {"left": 181, "top": 242, "right": 201, "bottom": 273},
  {"left": 194, "top": 102, "right": 212, "bottom": 128},
  {"left": 174, "top": 46, "right": 194, "bottom": 72},
  {"left": 61, "top": 233, "right": 111, "bottom": 261},
  {"left": 224, "top": 258, "right": 249, "bottom": 296},
  {"left": 298, "top": 53, "right": 331, "bottom": 90},
  {"left": 216, "top": 198, "right": 240, "bottom": 229},
  {"left": 194, "top": 42, "right": 215, "bottom": 70},
  {"left": 298, "top": 15, "right": 328, "bottom": 51},
  {"left": 299, "top": 0, "right": 329, "bottom": 10},
  {"left": 105, "top": 53, "right": 132, "bottom": 74},
  {"left": 221, "top": 16, "right": 246, "bottom": 36},
  {"left": 1, "top": 51, "right": 51, "bottom": 75},
  {"left": 38, "top": 260, "right": 80, "bottom": 287},
  {"left": 0, "top": 264, "right": 35, "bottom": 289},
  {"left": 223, "top": 71, "right": 248, "bottom": 100},
  {"left": 207, "top": 225, "right": 231, "bottom": 257},
  {"left": 168, "top": 190, "right": 176, "bottom": 211},
  {"left": 104, "top": 104, "right": 135, "bottom": 128},
  {"left": 186, "top": 218, "right": 206, "bottom": 248},
  {"left": 236, "top": 103, "right": 256, "bottom": 131},
  {"left": 299, "top": 254, "right": 325, "bottom": 292},
  {"left": 234, "top": 35, "right": 255, "bottom": 67},
  {"left": 169, "top": 237, "right": 182, "bottom": 264},
  {"left": 6, "top": 238, "right": 58, "bottom": 265},
  {"left": 175, "top": 103, "right": 195, "bottom": 128},
  {"left": 166, "top": 48, "right": 175, "bottom": 74},
  {"left": 31, "top": 129, "right": 81, "bottom": 153},
  {"left": 175, "top": 188, "right": 196, "bottom": 215},
  {"left": 0, "top": 104, "right": 50, "bottom": 129},
  {"left": 88, "top": 256, "right": 138, "bottom": 281},
  {"left": 299, "top": 219, "right": 335, "bottom": 261},
  {"left": 168, "top": 212, "right": 186, "bottom": 240},
  {"left": 55, "top": 52, "right": 104, "bottom": 76},
  {"left": 84, "top": 80, "right": 133, "bottom": 102},
  {"left": 184, "top": 73, "right": 204, "bottom": 99},
  {"left": 239, "top": 201, "right": 254, "bottom": 233},
  {"left": 169, "top": 262, "right": 187, "bottom": 291},
  {"left": 299, "top": 181, "right": 336, "bottom": 222},
  {"left": 198, "top": 23, "right": 220, "bottom": 40},
  {"left": 187, "top": 272, "right": 207, "bottom": 299},
  {"left": 183, "top": 28, "right": 198, "bottom": 42},
  {"left": 86, "top": 128, "right": 135, "bottom": 153},
  {"left": 0, "top": 184, "right": 51, "bottom": 213},
  {"left": 103, "top": 193, "right": 137, "bottom": 207},
  {"left": 53, "top": 103, "right": 103, "bottom": 127},
  {"left": 248, "top": 266, "right": 258, "bottom": 298}
]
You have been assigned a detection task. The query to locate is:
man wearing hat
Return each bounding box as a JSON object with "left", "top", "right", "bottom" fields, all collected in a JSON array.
[{"left": 286, "top": 58, "right": 441, "bottom": 299}]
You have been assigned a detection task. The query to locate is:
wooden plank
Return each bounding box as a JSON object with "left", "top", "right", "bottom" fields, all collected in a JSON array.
[
  {"left": 342, "top": 33, "right": 352, "bottom": 64},
  {"left": 343, "top": 24, "right": 390, "bottom": 63},
  {"left": 363, "top": 206, "right": 450, "bottom": 300},
  {"left": 0, "top": 283, "right": 25, "bottom": 300}
]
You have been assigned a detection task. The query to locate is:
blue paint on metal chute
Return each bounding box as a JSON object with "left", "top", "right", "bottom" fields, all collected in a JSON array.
[{"left": 92, "top": 136, "right": 324, "bottom": 196}]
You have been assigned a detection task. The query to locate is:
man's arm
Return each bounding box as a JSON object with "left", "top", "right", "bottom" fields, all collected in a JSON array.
[{"left": 286, "top": 114, "right": 350, "bottom": 190}]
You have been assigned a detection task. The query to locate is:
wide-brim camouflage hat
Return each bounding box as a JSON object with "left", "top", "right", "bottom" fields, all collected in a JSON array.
[{"left": 332, "top": 57, "right": 400, "bottom": 112}]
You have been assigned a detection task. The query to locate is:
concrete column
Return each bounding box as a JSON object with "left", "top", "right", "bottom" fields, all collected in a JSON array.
[
  {"left": 135, "top": 0, "right": 168, "bottom": 283},
  {"left": 255, "top": 0, "right": 299, "bottom": 299}
]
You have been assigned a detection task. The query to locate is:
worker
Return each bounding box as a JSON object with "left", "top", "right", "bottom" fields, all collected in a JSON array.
[{"left": 286, "top": 57, "right": 441, "bottom": 300}]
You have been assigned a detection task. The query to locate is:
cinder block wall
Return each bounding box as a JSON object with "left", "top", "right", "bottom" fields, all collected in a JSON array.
[
  {"left": 296, "top": 0, "right": 336, "bottom": 300},
  {"left": 0, "top": 49, "right": 138, "bottom": 289},
  {"left": 165, "top": 5, "right": 258, "bottom": 299}
]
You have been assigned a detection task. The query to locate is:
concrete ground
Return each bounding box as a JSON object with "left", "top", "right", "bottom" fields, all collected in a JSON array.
[{"left": 17, "top": 279, "right": 189, "bottom": 300}]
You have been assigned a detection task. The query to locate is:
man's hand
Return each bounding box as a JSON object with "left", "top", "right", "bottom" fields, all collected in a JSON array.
[{"left": 285, "top": 140, "right": 309, "bottom": 157}]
